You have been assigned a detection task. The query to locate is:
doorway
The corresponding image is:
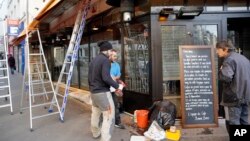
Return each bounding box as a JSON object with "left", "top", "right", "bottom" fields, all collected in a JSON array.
[{"left": 227, "top": 17, "right": 250, "bottom": 59}]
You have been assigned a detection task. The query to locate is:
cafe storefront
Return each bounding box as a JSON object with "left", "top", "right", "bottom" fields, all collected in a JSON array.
[
  {"left": 122, "top": 0, "right": 250, "bottom": 119},
  {"left": 14, "top": 0, "right": 250, "bottom": 121}
]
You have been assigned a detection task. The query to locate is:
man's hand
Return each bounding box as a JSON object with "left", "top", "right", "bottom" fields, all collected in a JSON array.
[
  {"left": 115, "top": 89, "right": 123, "bottom": 97},
  {"left": 117, "top": 80, "right": 126, "bottom": 87}
]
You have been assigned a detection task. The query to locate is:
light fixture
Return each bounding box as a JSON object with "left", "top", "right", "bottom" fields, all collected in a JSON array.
[
  {"left": 106, "top": 0, "right": 149, "bottom": 22},
  {"left": 122, "top": 11, "right": 132, "bottom": 22},
  {"left": 177, "top": 6, "right": 203, "bottom": 19},
  {"left": 92, "top": 26, "right": 99, "bottom": 31},
  {"left": 120, "top": 0, "right": 134, "bottom": 22},
  {"left": 158, "top": 8, "right": 173, "bottom": 21},
  {"left": 56, "top": 36, "right": 60, "bottom": 41}
]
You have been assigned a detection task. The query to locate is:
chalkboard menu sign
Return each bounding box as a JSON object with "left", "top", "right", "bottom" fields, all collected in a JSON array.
[{"left": 179, "top": 46, "right": 218, "bottom": 128}]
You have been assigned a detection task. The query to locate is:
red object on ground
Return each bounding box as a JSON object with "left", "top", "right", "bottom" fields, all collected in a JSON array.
[{"left": 136, "top": 110, "right": 149, "bottom": 129}]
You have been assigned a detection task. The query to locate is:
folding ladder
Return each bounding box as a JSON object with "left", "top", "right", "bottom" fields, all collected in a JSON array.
[
  {"left": 21, "top": 63, "right": 49, "bottom": 104},
  {"left": 49, "top": 0, "right": 91, "bottom": 121},
  {"left": 20, "top": 28, "right": 62, "bottom": 131},
  {"left": 0, "top": 33, "right": 13, "bottom": 114}
]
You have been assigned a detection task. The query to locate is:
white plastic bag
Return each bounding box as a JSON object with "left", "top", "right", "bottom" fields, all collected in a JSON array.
[{"left": 143, "top": 120, "right": 166, "bottom": 141}]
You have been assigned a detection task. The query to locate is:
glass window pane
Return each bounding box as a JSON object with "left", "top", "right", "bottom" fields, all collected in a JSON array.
[
  {"left": 79, "top": 44, "right": 89, "bottom": 89},
  {"left": 193, "top": 25, "right": 218, "bottom": 46},
  {"left": 124, "top": 22, "right": 150, "bottom": 94},
  {"left": 53, "top": 46, "right": 64, "bottom": 81},
  {"left": 161, "top": 25, "right": 187, "bottom": 80},
  {"left": 161, "top": 25, "right": 187, "bottom": 118}
]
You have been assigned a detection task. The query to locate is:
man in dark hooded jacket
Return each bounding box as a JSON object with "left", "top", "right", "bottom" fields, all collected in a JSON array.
[
  {"left": 8, "top": 54, "right": 15, "bottom": 74},
  {"left": 216, "top": 40, "right": 250, "bottom": 133}
]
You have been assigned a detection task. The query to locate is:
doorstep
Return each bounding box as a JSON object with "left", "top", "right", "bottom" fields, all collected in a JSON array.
[{"left": 53, "top": 82, "right": 92, "bottom": 105}]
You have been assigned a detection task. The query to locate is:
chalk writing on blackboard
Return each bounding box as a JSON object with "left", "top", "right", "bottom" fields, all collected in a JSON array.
[{"left": 179, "top": 46, "right": 218, "bottom": 128}]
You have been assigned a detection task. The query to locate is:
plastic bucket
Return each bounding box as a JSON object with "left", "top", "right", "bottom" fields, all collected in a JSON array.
[{"left": 136, "top": 110, "right": 149, "bottom": 129}]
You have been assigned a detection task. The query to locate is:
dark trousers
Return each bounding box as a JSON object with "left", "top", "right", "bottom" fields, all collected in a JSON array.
[
  {"left": 10, "top": 67, "right": 15, "bottom": 74},
  {"left": 111, "top": 92, "right": 121, "bottom": 124}
]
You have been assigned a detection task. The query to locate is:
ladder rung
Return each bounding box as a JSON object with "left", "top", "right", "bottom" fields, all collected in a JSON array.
[
  {"left": 31, "top": 80, "right": 51, "bottom": 85},
  {"left": 0, "top": 76, "right": 8, "bottom": 79},
  {"left": 0, "top": 59, "right": 7, "bottom": 62},
  {"left": 0, "top": 68, "right": 7, "bottom": 70},
  {"left": 56, "top": 93, "right": 64, "bottom": 97},
  {"left": 63, "top": 72, "right": 69, "bottom": 75},
  {"left": 32, "top": 91, "right": 53, "bottom": 96},
  {"left": 29, "top": 62, "right": 45, "bottom": 64},
  {"left": 0, "top": 94, "right": 10, "bottom": 98},
  {"left": 31, "top": 101, "right": 57, "bottom": 108},
  {"left": 64, "top": 61, "right": 71, "bottom": 64},
  {"left": 30, "top": 72, "right": 47, "bottom": 75},
  {"left": 0, "top": 104, "right": 10, "bottom": 108},
  {"left": 0, "top": 85, "right": 9, "bottom": 89},
  {"left": 29, "top": 53, "right": 43, "bottom": 56},
  {"left": 32, "top": 111, "right": 60, "bottom": 120}
]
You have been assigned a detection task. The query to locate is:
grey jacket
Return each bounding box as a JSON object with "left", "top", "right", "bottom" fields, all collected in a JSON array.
[{"left": 219, "top": 52, "right": 250, "bottom": 106}]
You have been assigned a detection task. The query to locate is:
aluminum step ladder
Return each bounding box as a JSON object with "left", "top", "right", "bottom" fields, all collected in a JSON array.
[
  {"left": 21, "top": 63, "right": 49, "bottom": 104},
  {"left": 20, "top": 28, "right": 62, "bottom": 131},
  {"left": 49, "top": 0, "right": 91, "bottom": 122},
  {"left": 0, "top": 30, "right": 13, "bottom": 114}
]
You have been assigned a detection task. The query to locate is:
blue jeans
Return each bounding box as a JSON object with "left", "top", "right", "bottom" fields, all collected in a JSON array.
[{"left": 225, "top": 103, "right": 249, "bottom": 125}]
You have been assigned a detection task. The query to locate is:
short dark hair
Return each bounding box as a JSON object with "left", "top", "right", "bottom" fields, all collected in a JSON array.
[{"left": 216, "top": 40, "right": 235, "bottom": 52}]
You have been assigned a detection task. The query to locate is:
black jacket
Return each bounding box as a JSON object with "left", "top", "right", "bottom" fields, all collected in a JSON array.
[
  {"left": 88, "top": 53, "right": 119, "bottom": 94},
  {"left": 219, "top": 52, "right": 250, "bottom": 106},
  {"left": 8, "top": 56, "right": 15, "bottom": 67}
]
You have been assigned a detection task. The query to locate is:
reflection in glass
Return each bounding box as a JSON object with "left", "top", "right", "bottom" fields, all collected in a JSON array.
[
  {"left": 193, "top": 24, "right": 218, "bottom": 78},
  {"left": 193, "top": 25, "right": 217, "bottom": 46},
  {"left": 79, "top": 44, "right": 89, "bottom": 89},
  {"left": 53, "top": 47, "right": 64, "bottom": 81},
  {"left": 124, "top": 23, "right": 149, "bottom": 94},
  {"left": 161, "top": 26, "right": 187, "bottom": 81}
]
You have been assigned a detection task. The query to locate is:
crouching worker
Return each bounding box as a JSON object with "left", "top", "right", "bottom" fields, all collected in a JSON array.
[{"left": 88, "top": 41, "right": 125, "bottom": 141}]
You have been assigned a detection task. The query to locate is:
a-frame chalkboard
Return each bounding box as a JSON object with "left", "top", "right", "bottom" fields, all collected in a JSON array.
[{"left": 179, "top": 45, "right": 218, "bottom": 128}]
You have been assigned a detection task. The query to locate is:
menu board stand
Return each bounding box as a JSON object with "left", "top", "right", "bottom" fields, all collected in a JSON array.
[{"left": 179, "top": 45, "right": 218, "bottom": 128}]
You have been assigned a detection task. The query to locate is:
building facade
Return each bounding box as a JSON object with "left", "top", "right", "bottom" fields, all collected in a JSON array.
[{"left": 8, "top": 0, "right": 250, "bottom": 121}]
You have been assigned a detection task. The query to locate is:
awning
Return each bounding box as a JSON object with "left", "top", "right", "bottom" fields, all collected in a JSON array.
[{"left": 11, "top": 0, "right": 62, "bottom": 46}]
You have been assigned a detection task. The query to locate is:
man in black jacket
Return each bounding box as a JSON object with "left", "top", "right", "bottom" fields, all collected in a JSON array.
[
  {"left": 88, "top": 41, "right": 124, "bottom": 141},
  {"left": 216, "top": 40, "right": 250, "bottom": 133},
  {"left": 8, "top": 54, "right": 15, "bottom": 74}
]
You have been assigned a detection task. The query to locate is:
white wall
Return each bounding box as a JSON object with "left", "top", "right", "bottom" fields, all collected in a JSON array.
[
  {"left": 0, "top": 0, "right": 8, "bottom": 36},
  {"left": 6, "top": 0, "right": 49, "bottom": 28}
]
